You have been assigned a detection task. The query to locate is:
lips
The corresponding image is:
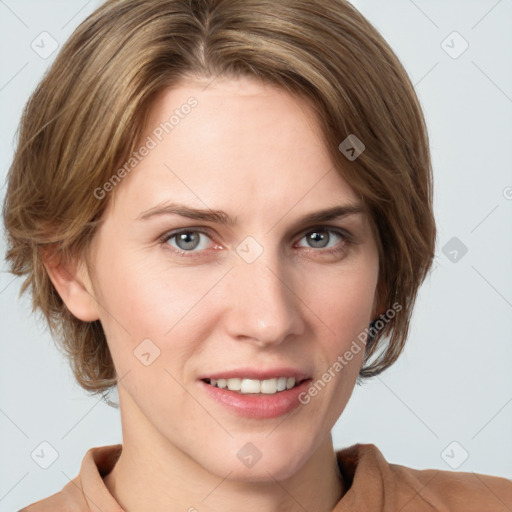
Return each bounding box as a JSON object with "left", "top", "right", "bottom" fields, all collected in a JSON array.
[
  {"left": 203, "top": 376, "right": 304, "bottom": 394},
  {"left": 199, "top": 376, "right": 312, "bottom": 419},
  {"left": 199, "top": 368, "right": 309, "bottom": 393},
  {"left": 199, "top": 367, "right": 310, "bottom": 382}
]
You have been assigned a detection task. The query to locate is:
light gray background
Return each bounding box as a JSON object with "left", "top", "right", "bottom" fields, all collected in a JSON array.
[{"left": 1, "top": 0, "right": 511, "bottom": 509}]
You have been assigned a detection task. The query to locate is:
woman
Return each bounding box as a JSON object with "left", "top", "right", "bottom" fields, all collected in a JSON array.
[{"left": 3, "top": 0, "right": 511, "bottom": 510}]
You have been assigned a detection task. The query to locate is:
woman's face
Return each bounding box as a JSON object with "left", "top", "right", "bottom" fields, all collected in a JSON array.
[{"left": 83, "top": 75, "right": 381, "bottom": 480}]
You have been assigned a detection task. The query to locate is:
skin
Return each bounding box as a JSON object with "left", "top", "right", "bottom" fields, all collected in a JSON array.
[{"left": 45, "top": 75, "right": 384, "bottom": 512}]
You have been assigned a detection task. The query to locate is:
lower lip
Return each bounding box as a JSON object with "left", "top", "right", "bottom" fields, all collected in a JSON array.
[{"left": 199, "top": 379, "right": 311, "bottom": 419}]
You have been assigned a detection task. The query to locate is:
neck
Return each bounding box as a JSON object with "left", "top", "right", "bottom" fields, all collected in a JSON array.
[{"left": 103, "top": 401, "right": 344, "bottom": 512}]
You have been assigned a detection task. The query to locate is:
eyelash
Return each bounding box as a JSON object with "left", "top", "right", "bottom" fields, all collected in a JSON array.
[{"left": 159, "top": 226, "right": 352, "bottom": 259}]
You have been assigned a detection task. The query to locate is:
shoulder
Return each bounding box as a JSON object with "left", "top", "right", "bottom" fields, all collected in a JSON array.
[
  {"left": 336, "top": 443, "right": 512, "bottom": 511},
  {"left": 17, "top": 444, "right": 123, "bottom": 512},
  {"left": 390, "top": 460, "right": 512, "bottom": 511},
  {"left": 17, "top": 476, "right": 87, "bottom": 511}
]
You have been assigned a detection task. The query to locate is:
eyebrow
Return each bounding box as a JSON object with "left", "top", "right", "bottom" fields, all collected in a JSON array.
[{"left": 135, "top": 201, "right": 365, "bottom": 227}]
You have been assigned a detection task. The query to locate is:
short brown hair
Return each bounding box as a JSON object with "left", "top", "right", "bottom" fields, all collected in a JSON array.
[{"left": 2, "top": 0, "right": 436, "bottom": 395}]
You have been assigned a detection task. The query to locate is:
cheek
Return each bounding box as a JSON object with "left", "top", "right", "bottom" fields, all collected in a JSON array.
[
  {"left": 305, "top": 261, "right": 378, "bottom": 343},
  {"left": 91, "top": 246, "right": 224, "bottom": 362}
]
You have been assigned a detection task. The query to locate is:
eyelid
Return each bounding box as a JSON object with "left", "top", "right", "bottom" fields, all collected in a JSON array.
[
  {"left": 297, "top": 224, "right": 353, "bottom": 240},
  {"left": 160, "top": 224, "right": 354, "bottom": 258},
  {"left": 160, "top": 224, "right": 352, "bottom": 243},
  {"left": 159, "top": 227, "right": 218, "bottom": 248},
  {"left": 294, "top": 221, "right": 355, "bottom": 246}
]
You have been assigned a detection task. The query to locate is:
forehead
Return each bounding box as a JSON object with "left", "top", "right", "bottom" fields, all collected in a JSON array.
[{"left": 107, "top": 75, "right": 361, "bottom": 222}]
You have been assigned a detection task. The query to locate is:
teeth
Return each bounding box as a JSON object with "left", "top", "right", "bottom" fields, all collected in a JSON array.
[
  {"left": 241, "top": 379, "right": 261, "bottom": 393},
  {"left": 226, "top": 377, "right": 241, "bottom": 391},
  {"left": 207, "top": 377, "right": 298, "bottom": 394},
  {"left": 260, "top": 378, "right": 277, "bottom": 394}
]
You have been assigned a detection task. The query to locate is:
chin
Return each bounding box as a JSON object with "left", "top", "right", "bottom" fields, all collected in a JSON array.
[{"left": 198, "top": 434, "right": 315, "bottom": 483}]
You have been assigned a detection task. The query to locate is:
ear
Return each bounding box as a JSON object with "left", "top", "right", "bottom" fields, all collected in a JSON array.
[{"left": 42, "top": 249, "right": 100, "bottom": 322}]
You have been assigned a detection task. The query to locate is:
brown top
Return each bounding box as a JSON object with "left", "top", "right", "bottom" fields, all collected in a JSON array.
[{"left": 19, "top": 443, "right": 512, "bottom": 511}]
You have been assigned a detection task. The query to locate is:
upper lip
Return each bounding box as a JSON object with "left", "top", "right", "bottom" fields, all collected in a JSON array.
[{"left": 199, "top": 367, "right": 311, "bottom": 382}]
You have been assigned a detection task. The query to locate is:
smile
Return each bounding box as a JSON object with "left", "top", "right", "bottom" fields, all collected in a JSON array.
[{"left": 203, "top": 377, "right": 303, "bottom": 394}]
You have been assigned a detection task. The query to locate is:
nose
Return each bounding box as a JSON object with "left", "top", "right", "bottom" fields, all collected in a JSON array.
[{"left": 223, "top": 251, "right": 305, "bottom": 348}]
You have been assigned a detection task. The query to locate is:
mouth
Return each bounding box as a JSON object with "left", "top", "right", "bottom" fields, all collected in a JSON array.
[
  {"left": 201, "top": 376, "right": 308, "bottom": 395},
  {"left": 199, "top": 371, "right": 312, "bottom": 418}
]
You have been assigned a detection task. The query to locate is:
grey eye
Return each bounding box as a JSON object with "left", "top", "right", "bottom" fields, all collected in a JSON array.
[
  {"left": 301, "top": 229, "right": 344, "bottom": 250},
  {"left": 170, "top": 231, "right": 205, "bottom": 251},
  {"left": 306, "top": 230, "right": 330, "bottom": 248}
]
